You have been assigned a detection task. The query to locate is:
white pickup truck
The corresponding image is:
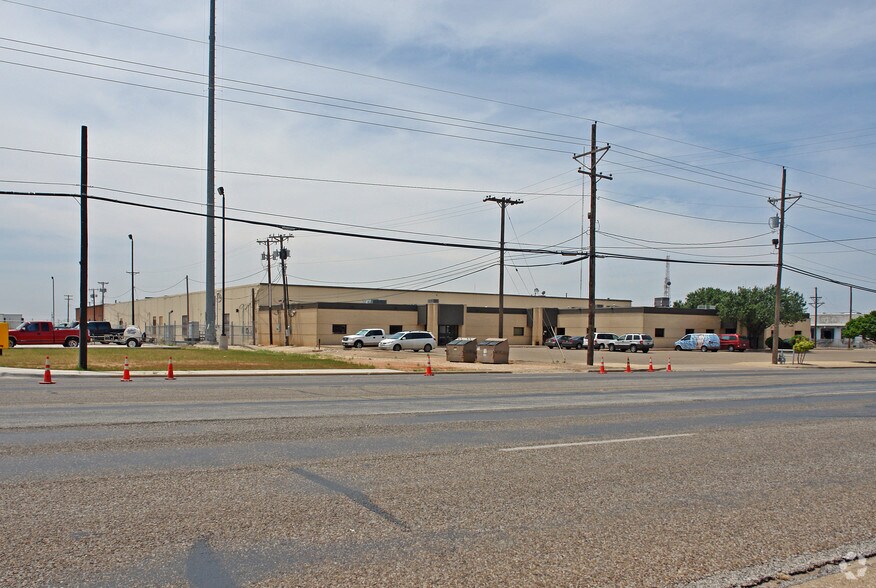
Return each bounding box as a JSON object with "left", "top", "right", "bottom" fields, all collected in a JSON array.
[{"left": 341, "top": 328, "right": 386, "bottom": 348}]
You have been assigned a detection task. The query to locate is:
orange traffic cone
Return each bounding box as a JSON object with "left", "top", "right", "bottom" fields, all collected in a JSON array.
[
  {"left": 165, "top": 357, "right": 176, "bottom": 381},
  {"left": 625, "top": 357, "right": 631, "bottom": 373},
  {"left": 648, "top": 357, "right": 654, "bottom": 372},
  {"left": 121, "top": 356, "right": 132, "bottom": 382},
  {"left": 39, "top": 355, "right": 55, "bottom": 385},
  {"left": 599, "top": 356, "right": 606, "bottom": 374},
  {"left": 667, "top": 357, "right": 672, "bottom": 372},
  {"left": 424, "top": 354, "right": 434, "bottom": 376}
]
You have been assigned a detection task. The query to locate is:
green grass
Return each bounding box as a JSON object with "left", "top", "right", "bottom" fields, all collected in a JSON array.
[{"left": 0, "top": 347, "right": 372, "bottom": 371}]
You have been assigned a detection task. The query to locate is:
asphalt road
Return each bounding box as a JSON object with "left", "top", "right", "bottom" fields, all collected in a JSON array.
[{"left": 1, "top": 370, "right": 874, "bottom": 586}]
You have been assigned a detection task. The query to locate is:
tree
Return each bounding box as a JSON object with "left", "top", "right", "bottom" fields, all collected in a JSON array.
[
  {"left": 843, "top": 311, "right": 876, "bottom": 344},
  {"left": 717, "top": 285, "right": 807, "bottom": 348},
  {"left": 674, "top": 287, "right": 730, "bottom": 309}
]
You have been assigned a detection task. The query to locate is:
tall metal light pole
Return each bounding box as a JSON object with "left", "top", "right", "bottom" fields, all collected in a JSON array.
[
  {"left": 51, "top": 276, "right": 55, "bottom": 324},
  {"left": 205, "top": 0, "right": 218, "bottom": 344},
  {"left": 218, "top": 186, "right": 228, "bottom": 349},
  {"left": 127, "top": 234, "right": 135, "bottom": 326}
]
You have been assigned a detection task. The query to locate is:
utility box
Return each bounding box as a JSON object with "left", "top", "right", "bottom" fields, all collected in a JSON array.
[
  {"left": 186, "top": 321, "right": 200, "bottom": 343},
  {"left": 477, "top": 338, "right": 509, "bottom": 364},
  {"left": 445, "top": 337, "right": 477, "bottom": 363}
]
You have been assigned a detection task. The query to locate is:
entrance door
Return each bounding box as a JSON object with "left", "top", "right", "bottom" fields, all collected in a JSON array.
[{"left": 438, "top": 324, "right": 459, "bottom": 346}]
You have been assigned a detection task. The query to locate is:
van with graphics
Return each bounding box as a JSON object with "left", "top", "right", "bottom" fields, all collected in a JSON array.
[{"left": 674, "top": 333, "right": 720, "bottom": 352}]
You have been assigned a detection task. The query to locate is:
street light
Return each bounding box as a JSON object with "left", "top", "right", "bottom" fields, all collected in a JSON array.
[
  {"left": 51, "top": 276, "right": 55, "bottom": 324},
  {"left": 218, "top": 186, "right": 227, "bottom": 349},
  {"left": 128, "top": 234, "right": 135, "bottom": 326}
]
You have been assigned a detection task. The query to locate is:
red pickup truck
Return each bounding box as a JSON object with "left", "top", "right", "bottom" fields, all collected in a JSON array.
[{"left": 6, "top": 321, "right": 85, "bottom": 348}]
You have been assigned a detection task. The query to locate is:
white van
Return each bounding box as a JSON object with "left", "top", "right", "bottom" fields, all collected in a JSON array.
[{"left": 674, "top": 333, "right": 720, "bottom": 352}]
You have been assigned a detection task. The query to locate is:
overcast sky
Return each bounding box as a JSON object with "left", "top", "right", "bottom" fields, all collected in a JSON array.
[{"left": 2, "top": 0, "right": 876, "bottom": 323}]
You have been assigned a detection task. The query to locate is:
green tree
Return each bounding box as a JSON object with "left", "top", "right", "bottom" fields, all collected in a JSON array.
[
  {"left": 717, "top": 285, "right": 807, "bottom": 348},
  {"left": 843, "top": 311, "right": 876, "bottom": 344},
  {"left": 674, "top": 287, "right": 730, "bottom": 309}
]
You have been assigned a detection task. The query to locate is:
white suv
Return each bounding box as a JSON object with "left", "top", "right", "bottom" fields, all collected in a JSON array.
[{"left": 378, "top": 331, "right": 437, "bottom": 352}]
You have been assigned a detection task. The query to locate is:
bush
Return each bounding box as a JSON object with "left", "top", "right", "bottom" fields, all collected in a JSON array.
[{"left": 793, "top": 337, "right": 815, "bottom": 363}]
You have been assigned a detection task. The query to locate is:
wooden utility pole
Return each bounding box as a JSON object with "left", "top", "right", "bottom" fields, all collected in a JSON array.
[
  {"left": 573, "top": 123, "right": 612, "bottom": 366},
  {"left": 810, "top": 287, "right": 824, "bottom": 348},
  {"left": 258, "top": 238, "right": 274, "bottom": 345},
  {"left": 484, "top": 196, "right": 523, "bottom": 338},
  {"left": 769, "top": 169, "right": 800, "bottom": 364}
]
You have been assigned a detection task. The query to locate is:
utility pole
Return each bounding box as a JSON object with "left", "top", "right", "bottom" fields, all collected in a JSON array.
[
  {"left": 809, "top": 287, "right": 824, "bottom": 348},
  {"left": 769, "top": 168, "right": 800, "bottom": 364},
  {"left": 573, "top": 122, "right": 612, "bottom": 366},
  {"left": 258, "top": 238, "right": 274, "bottom": 345},
  {"left": 848, "top": 286, "right": 853, "bottom": 349},
  {"left": 271, "top": 234, "right": 293, "bottom": 346},
  {"left": 98, "top": 281, "right": 109, "bottom": 308},
  {"left": 79, "top": 125, "right": 88, "bottom": 370},
  {"left": 204, "top": 0, "right": 218, "bottom": 345},
  {"left": 484, "top": 196, "right": 523, "bottom": 338},
  {"left": 89, "top": 288, "right": 98, "bottom": 320},
  {"left": 64, "top": 294, "right": 73, "bottom": 323}
]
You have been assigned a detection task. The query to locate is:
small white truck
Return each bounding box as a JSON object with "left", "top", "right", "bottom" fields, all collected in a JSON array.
[{"left": 341, "top": 328, "right": 386, "bottom": 348}]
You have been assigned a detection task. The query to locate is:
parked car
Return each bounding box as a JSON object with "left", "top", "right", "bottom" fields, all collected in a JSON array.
[
  {"left": 674, "top": 333, "right": 720, "bottom": 352},
  {"left": 544, "top": 335, "right": 572, "bottom": 349},
  {"left": 719, "top": 334, "right": 749, "bottom": 352},
  {"left": 591, "top": 333, "right": 620, "bottom": 350},
  {"left": 563, "top": 336, "right": 587, "bottom": 349},
  {"left": 378, "top": 331, "right": 436, "bottom": 352},
  {"left": 611, "top": 333, "right": 654, "bottom": 353},
  {"left": 342, "top": 328, "right": 386, "bottom": 348}
]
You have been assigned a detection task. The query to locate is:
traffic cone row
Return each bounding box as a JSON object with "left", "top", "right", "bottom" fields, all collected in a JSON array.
[
  {"left": 424, "top": 354, "right": 434, "bottom": 376},
  {"left": 596, "top": 356, "right": 672, "bottom": 373},
  {"left": 120, "top": 356, "right": 132, "bottom": 382},
  {"left": 40, "top": 355, "right": 55, "bottom": 385}
]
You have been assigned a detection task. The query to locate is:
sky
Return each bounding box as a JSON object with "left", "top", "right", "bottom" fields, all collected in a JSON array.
[{"left": 2, "top": 0, "right": 876, "bottom": 323}]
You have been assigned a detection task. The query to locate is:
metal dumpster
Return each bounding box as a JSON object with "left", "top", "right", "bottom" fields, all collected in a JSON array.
[
  {"left": 445, "top": 337, "right": 477, "bottom": 363},
  {"left": 477, "top": 338, "right": 509, "bottom": 364}
]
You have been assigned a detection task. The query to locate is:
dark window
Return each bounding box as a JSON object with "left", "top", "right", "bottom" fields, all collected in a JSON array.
[
  {"left": 705, "top": 329, "right": 714, "bottom": 333},
  {"left": 513, "top": 327, "right": 524, "bottom": 336},
  {"left": 367, "top": 330, "right": 382, "bottom": 336},
  {"left": 821, "top": 328, "right": 834, "bottom": 339},
  {"left": 332, "top": 324, "right": 347, "bottom": 334},
  {"left": 41, "top": 323, "right": 50, "bottom": 331},
  {"left": 556, "top": 327, "right": 566, "bottom": 335},
  {"left": 389, "top": 325, "right": 403, "bottom": 334},
  {"left": 685, "top": 328, "right": 694, "bottom": 335},
  {"left": 654, "top": 328, "right": 665, "bottom": 338},
  {"left": 795, "top": 330, "right": 802, "bottom": 336}
]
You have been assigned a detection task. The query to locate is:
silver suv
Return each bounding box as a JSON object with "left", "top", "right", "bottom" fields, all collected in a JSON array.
[
  {"left": 611, "top": 333, "right": 654, "bottom": 353},
  {"left": 378, "top": 331, "right": 437, "bottom": 352}
]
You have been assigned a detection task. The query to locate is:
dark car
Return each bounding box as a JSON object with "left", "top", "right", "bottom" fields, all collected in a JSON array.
[
  {"left": 545, "top": 335, "right": 572, "bottom": 349},
  {"left": 562, "top": 336, "right": 587, "bottom": 349}
]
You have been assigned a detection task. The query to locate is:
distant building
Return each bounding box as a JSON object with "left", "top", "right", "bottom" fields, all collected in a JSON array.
[
  {"left": 0, "top": 314, "right": 23, "bottom": 326},
  {"left": 812, "top": 312, "right": 869, "bottom": 347}
]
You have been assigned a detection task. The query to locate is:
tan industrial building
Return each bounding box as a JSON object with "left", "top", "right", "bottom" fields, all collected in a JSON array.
[{"left": 96, "top": 283, "right": 809, "bottom": 349}]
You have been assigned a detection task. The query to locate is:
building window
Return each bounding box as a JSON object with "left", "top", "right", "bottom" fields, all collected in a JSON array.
[
  {"left": 795, "top": 330, "right": 802, "bottom": 336},
  {"left": 821, "top": 328, "right": 834, "bottom": 339},
  {"left": 332, "top": 324, "right": 346, "bottom": 334},
  {"left": 685, "top": 328, "right": 694, "bottom": 335},
  {"left": 389, "top": 325, "right": 403, "bottom": 334},
  {"left": 513, "top": 327, "right": 524, "bottom": 336},
  {"left": 556, "top": 327, "right": 566, "bottom": 335},
  {"left": 705, "top": 329, "right": 714, "bottom": 333},
  {"left": 654, "top": 328, "right": 665, "bottom": 338}
]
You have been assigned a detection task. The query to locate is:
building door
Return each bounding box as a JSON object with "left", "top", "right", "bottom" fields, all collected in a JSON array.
[{"left": 438, "top": 324, "right": 458, "bottom": 346}]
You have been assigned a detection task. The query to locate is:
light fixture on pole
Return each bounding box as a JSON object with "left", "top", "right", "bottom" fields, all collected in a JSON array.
[
  {"left": 218, "top": 186, "right": 228, "bottom": 350},
  {"left": 127, "top": 234, "right": 136, "bottom": 326}
]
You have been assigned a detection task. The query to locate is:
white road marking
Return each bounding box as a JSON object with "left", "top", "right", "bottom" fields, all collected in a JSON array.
[{"left": 500, "top": 433, "right": 696, "bottom": 452}]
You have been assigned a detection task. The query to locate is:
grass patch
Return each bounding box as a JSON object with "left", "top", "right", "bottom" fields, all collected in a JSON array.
[{"left": 0, "top": 347, "right": 372, "bottom": 371}]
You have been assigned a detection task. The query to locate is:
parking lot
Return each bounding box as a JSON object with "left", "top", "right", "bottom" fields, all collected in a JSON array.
[{"left": 312, "top": 344, "right": 876, "bottom": 373}]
